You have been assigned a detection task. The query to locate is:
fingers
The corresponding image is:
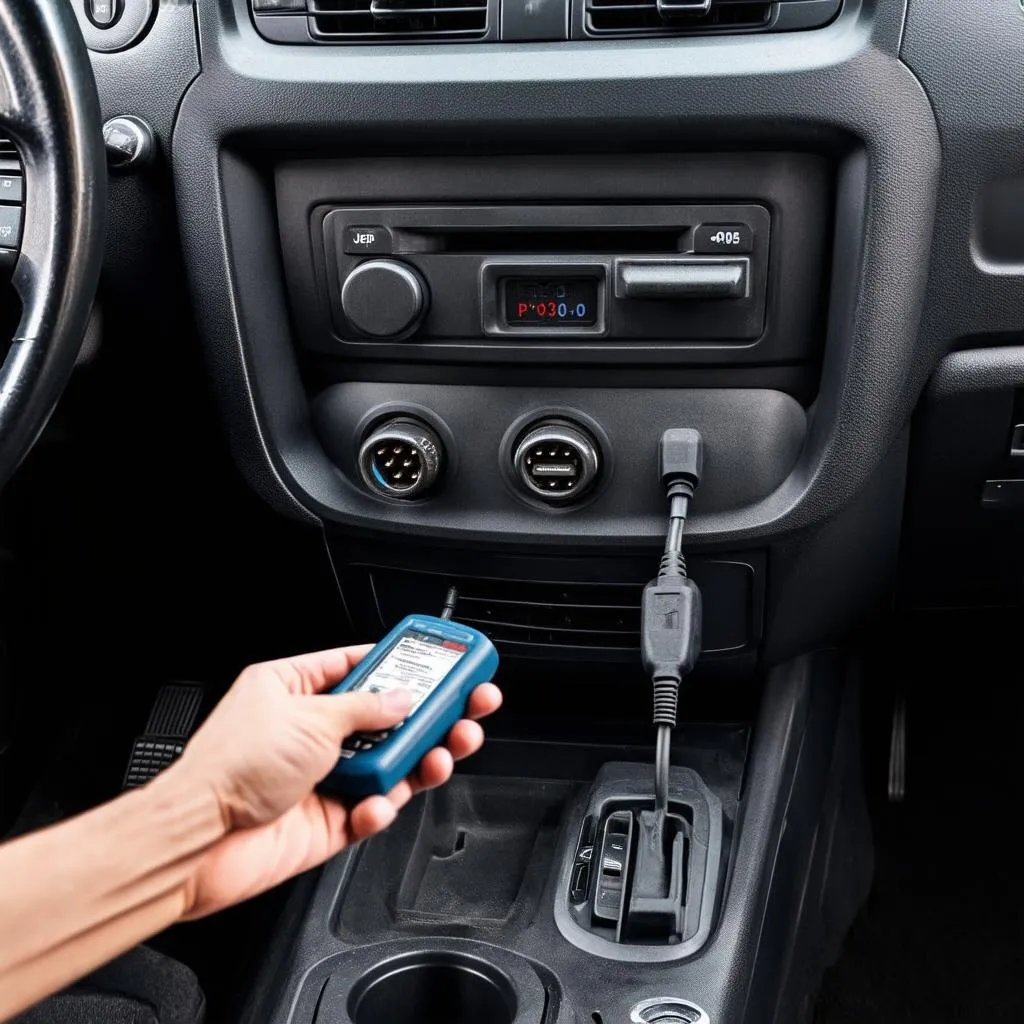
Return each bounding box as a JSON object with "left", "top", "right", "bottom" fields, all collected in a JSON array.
[
  {"left": 347, "top": 795, "right": 399, "bottom": 841},
  {"left": 346, "top": 744, "right": 457, "bottom": 842},
  {"left": 313, "top": 688, "right": 413, "bottom": 739},
  {"left": 402, "top": 687, "right": 494, "bottom": 791},
  {"left": 467, "top": 683, "right": 503, "bottom": 721},
  {"left": 346, "top": 697, "right": 496, "bottom": 842},
  {"left": 416, "top": 746, "right": 456, "bottom": 790},
  {"left": 341, "top": 729, "right": 467, "bottom": 842},
  {"left": 384, "top": 778, "right": 416, "bottom": 812},
  {"left": 258, "top": 644, "right": 375, "bottom": 695},
  {"left": 445, "top": 719, "right": 485, "bottom": 760},
  {"left": 381, "top": 718, "right": 485, "bottom": 808},
  {"left": 328, "top": 682, "right": 501, "bottom": 841},
  {"left": 377, "top": 749, "right": 453, "bottom": 816}
]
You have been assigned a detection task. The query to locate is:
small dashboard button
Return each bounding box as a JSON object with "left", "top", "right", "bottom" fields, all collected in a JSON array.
[
  {"left": 87, "top": 0, "right": 122, "bottom": 28},
  {"left": 0, "top": 174, "right": 23, "bottom": 204},
  {"left": 0, "top": 205, "right": 22, "bottom": 248}
]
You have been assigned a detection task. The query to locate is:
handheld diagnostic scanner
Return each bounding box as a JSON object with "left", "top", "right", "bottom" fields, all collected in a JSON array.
[{"left": 318, "top": 591, "right": 499, "bottom": 798}]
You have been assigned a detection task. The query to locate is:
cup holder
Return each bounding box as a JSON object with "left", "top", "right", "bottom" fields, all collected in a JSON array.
[{"left": 347, "top": 951, "right": 518, "bottom": 1024}]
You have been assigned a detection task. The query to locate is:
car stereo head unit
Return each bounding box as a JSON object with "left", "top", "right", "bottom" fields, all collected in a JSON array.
[{"left": 319, "top": 203, "right": 770, "bottom": 345}]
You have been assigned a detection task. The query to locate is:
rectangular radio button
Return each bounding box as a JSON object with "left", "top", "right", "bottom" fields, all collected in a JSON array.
[
  {"left": 615, "top": 259, "right": 748, "bottom": 301},
  {"left": 693, "top": 223, "right": 753, "bottom": 254}
]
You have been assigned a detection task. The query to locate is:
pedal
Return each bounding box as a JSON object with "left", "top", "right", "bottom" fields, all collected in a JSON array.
[
  {"left": 123, "top": 684, "right": 205, "bottom": 790},
  {"left": 887, "top": 691, "right": 906, "bottom": 803}
]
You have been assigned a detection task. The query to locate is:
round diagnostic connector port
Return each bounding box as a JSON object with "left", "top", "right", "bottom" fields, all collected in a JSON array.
[
  {"left": 358, "top": 417, "right": 444, "bottom": 500},
  {"left": 513, "top": 419, "right": 601, "bottom": 504}
]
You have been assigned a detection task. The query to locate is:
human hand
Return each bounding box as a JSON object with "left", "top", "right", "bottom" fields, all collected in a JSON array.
[{"left": 167, "top": 645, "right": 501, "bottom": 919}]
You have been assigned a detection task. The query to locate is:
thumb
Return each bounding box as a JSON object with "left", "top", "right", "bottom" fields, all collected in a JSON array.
[{"left": 313, "top": 688, "right": 414, "bottom": 740}]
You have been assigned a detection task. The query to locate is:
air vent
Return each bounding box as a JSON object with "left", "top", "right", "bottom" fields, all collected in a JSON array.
[
  {"left": 585, "top": 0, "right": 771, "bottom": 36},
  {"left": 0, "top": 136, "right": 18, "bottom": 162},
  {"left": 254, "top": 0, "right": 837, "bottom": 42},
  {"left": 457, "top": 579, "right": 644, "bottom": 653},
  {"left": 367, "top": 568, "right": 643, "bottom": 655},
  {"left": 359, "top": 559, "right": 758, "bottom": 661},
  {"left": 310, "top": 0, "right": 488, "bottom": 40}
]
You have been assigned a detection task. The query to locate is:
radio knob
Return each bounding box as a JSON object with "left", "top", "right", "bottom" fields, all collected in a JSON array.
[{"left": 340, "top": 259, "right": 429, "bottom": 340}]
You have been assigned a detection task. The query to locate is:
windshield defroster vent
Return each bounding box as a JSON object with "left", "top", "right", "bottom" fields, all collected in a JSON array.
[
  {"left": 310, "top": 0, "right": 488, "bottom": 39},
  {"left": 586, "top": 0, "right": 768, "bottom": 35},
  {"left": 252, "top": 0, "right": 838, "bottom": 41},
  {"left": 583, "top": 0, "right": 839, "bottom": 37}
]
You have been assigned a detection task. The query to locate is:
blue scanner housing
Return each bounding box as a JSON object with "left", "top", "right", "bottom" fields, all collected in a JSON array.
[{"left": 318, "top": 614, "right": 499, "bottom": 798}]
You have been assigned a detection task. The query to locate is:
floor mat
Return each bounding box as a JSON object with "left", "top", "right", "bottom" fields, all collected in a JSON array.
[{"left": 816, "top": 612, "right": 1024, "bottom": 1023}]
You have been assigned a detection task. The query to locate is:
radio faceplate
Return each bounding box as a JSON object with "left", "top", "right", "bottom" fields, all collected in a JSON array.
[
  {"left": 321, "top": 204, "right": 770, "bottom": 345},
  {"left": 277, "top": 154, "right": 831, "bottom": 367}
]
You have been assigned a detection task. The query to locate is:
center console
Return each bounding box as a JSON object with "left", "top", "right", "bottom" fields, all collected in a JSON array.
[
  {"left": 271, "top": 152, "right": 830, "bottom": 676},
  {"left": 157, "top": 0, "right": 939, "bottom": 1017},
  {"left": 243, "top": 654, "right": 871, "bottom": 1024}
]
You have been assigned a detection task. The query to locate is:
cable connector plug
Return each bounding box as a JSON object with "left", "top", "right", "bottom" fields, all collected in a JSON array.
[
  {"left": 643, "top": 428, "right": 704, "bottom": 730},
  {"left": 440, "top": 586, "right": 459, "bottom": 620},
  {"left": 659, "top": 427, "right": 703, "bottom": 499},
  {"left": 641, "top": 577, "right": 702, "bottom": 727}
]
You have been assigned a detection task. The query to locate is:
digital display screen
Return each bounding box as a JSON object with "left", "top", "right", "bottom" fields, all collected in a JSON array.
[
  {"left": 352, "top": 631, "right": 466, "bottom": 714},
  {"left": 504, "top": 278, "right": 599, "bottom": 327},
  {"left": 340, "top": 630, "right": 468, "bottom": 759}
]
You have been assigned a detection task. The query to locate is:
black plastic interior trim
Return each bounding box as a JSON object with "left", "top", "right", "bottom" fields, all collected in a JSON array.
[
  {"left": 929, "top": 346, "right": 1024, "bottom": 402},
  {"left": 237, "top": 651, "right": 869, "bottom": 1024},
  {"left": 173, "top": 0, "right": 938, "bottom": 545},
  {"left": 310, "top": 383, "right": 806, "bottom": 543}
]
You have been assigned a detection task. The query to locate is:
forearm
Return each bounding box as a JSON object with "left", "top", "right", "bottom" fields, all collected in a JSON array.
[{"left": 0, "top": 766, "right": 225, "bottom": 1022}]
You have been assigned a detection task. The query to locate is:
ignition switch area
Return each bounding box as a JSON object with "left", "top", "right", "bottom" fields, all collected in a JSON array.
[{"left": 513, "top": 419, "right": 601, "bottom": 504}]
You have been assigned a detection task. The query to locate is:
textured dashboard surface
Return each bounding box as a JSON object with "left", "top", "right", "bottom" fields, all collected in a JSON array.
[
  {"left": 170, "top": 0, "right": 941, "bottom": 545},
  {"left": 902, "top": 0, "right": 1024, "bottom": 366}
]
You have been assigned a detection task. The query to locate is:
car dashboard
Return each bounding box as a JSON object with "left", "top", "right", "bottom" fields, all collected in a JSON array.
[{"left": 5, "top": 0, "right": 1024, "bottom": 1021}]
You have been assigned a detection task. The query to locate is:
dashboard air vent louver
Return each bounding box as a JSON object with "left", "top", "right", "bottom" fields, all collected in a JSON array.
[
  {"left": 456, "top": 579, "right": 644, "bottom": 654},
  {"left": 359, "top": 559, "right": 757, "bottom": 662},
  {"left": 0, "top": 136, "right": 18, "bottom": 161},
  {"left": 585, "top": 0, "right": 771, "bottom": 36},
  {"left": 310, "top": 0, "right": 488, "bottom": 40},
  {"left": 365, "top": 567, "right": 644, "bottom": 656}
]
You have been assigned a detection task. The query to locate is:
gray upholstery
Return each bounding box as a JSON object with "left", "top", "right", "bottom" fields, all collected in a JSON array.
[{"left": 13, "top": 946, "right": 204, "bottom": 1024}]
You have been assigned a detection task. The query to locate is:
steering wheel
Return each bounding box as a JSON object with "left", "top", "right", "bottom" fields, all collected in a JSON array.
[{"left": 0, "top": 0, "right": 106, "bottom": 489}]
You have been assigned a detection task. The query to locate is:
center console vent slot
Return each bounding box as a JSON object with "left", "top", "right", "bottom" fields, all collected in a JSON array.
[
  {"left": 455, "top": 578, "right": 644, "bottom": 653},
  {"left": 356, "top": 558, "right": 763, "bottom": 663},
  {"left": 0, "top": 136, "right": 18, "bottom": 161},
  {"left": 582, "top": 0, "right": 840, "bottom": 37},
  {"left": 310, "top": 0, "right": 489, "bottom": 40},
  {"left": 367, "top": 570, "right": 646, "bottom": 654}
]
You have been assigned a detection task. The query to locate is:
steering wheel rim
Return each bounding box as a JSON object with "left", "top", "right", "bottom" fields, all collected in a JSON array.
[{"left": 0, "top": 0, "right": 106, "bottom": 489}]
